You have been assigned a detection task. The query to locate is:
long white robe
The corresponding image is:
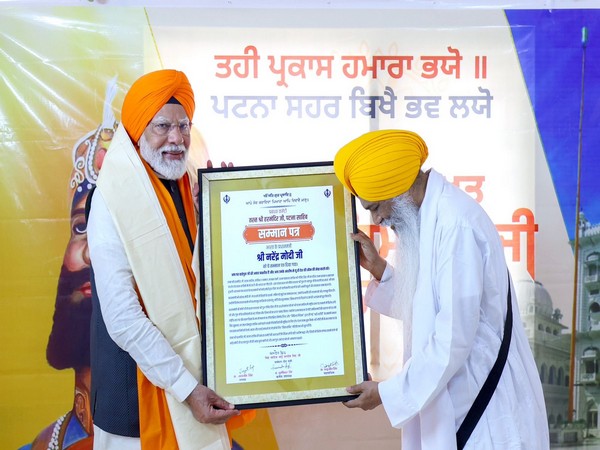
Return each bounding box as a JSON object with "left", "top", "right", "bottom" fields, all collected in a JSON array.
[{"left": 367, "top": 170, "right": 549, "bottom": 449}]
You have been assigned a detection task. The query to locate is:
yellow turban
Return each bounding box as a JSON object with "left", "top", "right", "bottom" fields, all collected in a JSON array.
[
  {"left": 334, "top": 130, "right": 428, "bottom": 202},
  {"left": 121, "top": 69, "right": 195, "bottom": 143}
]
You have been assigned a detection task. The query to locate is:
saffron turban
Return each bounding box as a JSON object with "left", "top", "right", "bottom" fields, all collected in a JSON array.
[
  {"left": 334, "top": 130, "right": 428, "bottom": 202},
  {"left": 121, "top": 69, "right": 195, "bottom": 143}
]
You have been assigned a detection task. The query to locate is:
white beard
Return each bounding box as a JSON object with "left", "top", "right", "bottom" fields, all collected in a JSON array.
[
  {"left": 381, "top": 192, "right": 420, "bottom": 355},
  {"left": 139, "top": 134, "right": 188, "bottom": 180}
]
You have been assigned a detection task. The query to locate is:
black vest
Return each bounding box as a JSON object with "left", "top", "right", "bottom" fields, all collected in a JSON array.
[{"left": 89, "top": 267, "right": 140, "bottom": 436}]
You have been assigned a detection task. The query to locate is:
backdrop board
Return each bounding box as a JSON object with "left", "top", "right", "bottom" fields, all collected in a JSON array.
[{"left": 198, "top": 162, "right": 367, "bottom": 408}]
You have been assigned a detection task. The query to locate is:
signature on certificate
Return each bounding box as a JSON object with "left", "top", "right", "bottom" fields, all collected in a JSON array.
[
  {"left": 271, "top": 361, "right": 292, "bottom": 371},
  {"left": 236, "top": 364, "right": 254, "bottom": 381},
  {"left": 320, "top": 361, "right": 339, "bottom": 375}
]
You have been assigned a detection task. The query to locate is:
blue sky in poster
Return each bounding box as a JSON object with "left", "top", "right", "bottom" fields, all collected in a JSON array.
[{"left": 506, "top": 9, "right": 600, "bottom": 240}]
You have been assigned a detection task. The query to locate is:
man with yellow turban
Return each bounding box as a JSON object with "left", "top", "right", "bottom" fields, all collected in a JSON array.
[
  {"left": 335, "top": 130, "right": 549, "bottom": 449},
  {"left": 86, "top": 70, "right": 241, "bottom": 449}
]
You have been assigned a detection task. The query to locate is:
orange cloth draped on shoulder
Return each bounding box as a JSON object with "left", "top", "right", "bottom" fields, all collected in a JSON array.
[{"left": 121, "top": 69, "right": 254, "bottom": 448}]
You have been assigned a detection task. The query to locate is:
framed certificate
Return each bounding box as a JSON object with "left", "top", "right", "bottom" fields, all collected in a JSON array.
[{"left": 198, "top": 161, "right": 367, "bottom": 409}]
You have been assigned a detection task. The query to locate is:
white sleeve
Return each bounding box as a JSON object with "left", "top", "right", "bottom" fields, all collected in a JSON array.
[
  {"left": 364, "top": 262, "right": 395, "bottom": 317},
  {"left": 87, "top": 189, "right": 197, "bottom": 403}
]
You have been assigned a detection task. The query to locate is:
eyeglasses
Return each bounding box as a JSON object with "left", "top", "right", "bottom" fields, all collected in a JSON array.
[{"left": 150, "top": 121, "right": 192, "bottom": 136}]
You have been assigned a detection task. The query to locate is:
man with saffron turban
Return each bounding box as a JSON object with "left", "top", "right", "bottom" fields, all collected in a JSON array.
[
  {"left": 86, "top": 69, "right": 241, "bottom": 449},
  {"left": 335, "top": 130, "right": 549, "bottom": 449}
]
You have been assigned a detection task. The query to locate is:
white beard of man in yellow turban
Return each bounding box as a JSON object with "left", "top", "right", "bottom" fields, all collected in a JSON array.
[{"left": 378, "top": 189, "right": 420, "bottom": 339}]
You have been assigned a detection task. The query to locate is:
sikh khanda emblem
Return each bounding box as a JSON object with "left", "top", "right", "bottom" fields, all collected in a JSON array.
[
  {"left": 323, "top": 188, "right": 332, "bottom": 198},
  {"left": 223, "top": 194, "right": 231, "bottom": 204}
]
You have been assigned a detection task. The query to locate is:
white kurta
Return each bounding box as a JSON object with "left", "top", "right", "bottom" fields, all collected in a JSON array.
[{"left": 367, "top": 170, "right": 549, "bottom": 450}]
